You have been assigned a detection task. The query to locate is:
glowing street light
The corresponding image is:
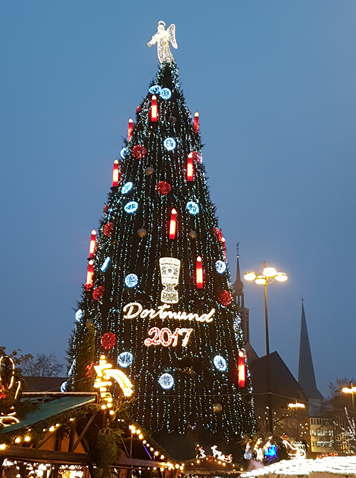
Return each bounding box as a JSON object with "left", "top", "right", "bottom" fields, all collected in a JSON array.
[
  {"left": 342, "top": 383, "right": 356, "bottom": 410},
  {"left": 244, "top": 261, "right": 288, "bottom": 432}
]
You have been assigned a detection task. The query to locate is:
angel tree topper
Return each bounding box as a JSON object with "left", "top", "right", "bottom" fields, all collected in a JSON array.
[{"left": 147, "top": 21, "right": 178, "bottom": 63}]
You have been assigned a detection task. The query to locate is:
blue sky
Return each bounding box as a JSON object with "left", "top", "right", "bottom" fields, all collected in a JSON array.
[{"left": 1, "top": 1, "right": 355, "bottom": 396}]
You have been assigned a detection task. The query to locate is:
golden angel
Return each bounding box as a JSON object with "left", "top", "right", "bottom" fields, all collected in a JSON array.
[{"left": 147, "top": 21, "right": 178, "bottom": 64}]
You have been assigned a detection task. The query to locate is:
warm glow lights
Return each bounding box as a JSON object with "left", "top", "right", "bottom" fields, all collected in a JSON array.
[
  {"left": 238, "top": 351, "right": 246, "bottom": 388},
  {"left": 85, "top": 260, "right": 94, "bottom": 290},
  {"left": 112, "top": 160, "right": 120, "bottom": 187},
  {"left": 127, "top": 118, "right": 134, "bottom": 141},
  {"left": 342, "top": 385, "right": 356, "bottom": 394},
  {"left": 89, "top": 230, "right": 96, "bottom": 258},
  {"left": 187, "top": 154, "right": 194, "bottom": 181},
  {"left": 193, "top": 111, "right": 199, "bottom": 133},
  {"left": 151, "top": 95, "right": 158, "bottom": 122},
  {"left": 288, "top": 402, "right": 305, "bottom": 409},
  {"left": 169, "top": 209, "right": 177, "bottom": 239},
  {"left": 221, "top": 237, "right": 226, "bottom": 260},
  {"left": 196, "top": 256, "right": 203, "bottom": 289},
  {"left": 244, "top": 272, "right": 256, "bottom": 281},
  {"left": 94, "top": 355, "right": 133, "bottom": 399},
  {"left": 244, "top": 265, "right": 288, "bottom": 285}
]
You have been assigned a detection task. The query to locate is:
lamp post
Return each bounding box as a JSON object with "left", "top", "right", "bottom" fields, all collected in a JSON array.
[
  {"left": 244, "top": 262, "right": 287, "bottom": 433},
  {"left": 341, "top": 383, "right": 356, "bottom": 412}
]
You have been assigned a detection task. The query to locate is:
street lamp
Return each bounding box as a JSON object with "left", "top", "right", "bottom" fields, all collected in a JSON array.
[
  {"left": 341, "top": 383, "right": 356, "bottom": 411},
  {"left": 244, "top": 261, "right": 288, "bottom": 433}
]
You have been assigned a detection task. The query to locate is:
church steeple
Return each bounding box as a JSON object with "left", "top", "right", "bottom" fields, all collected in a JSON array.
[
  {"left": 233, "top": 243, "right": 250, "bottom": 343},
  {"left": 298, "top": 300, "right": 323, "bottom": 400}
]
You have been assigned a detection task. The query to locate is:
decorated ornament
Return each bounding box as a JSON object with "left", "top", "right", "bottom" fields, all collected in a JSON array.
[
  {"left": 186, "top": 154, "right": 194, "bottom": 181},
  {"left": 213, "top": 355, "right": 227, "bottom": 372},
  {"left": 75, "top": 309, "right": 83, "bottom": 322},
  {"left": 101, "top": 332, "right": 117, "bottom": 350},
  {"left": 156, "top": 181, "right": 171, "bottom": 195},
  {"left": 93, "top": 286, "right": 105, "bottom": 300},
  {"left": 104, "top": 205, "right": 108, "bottom": 214},
  {"left": 125, "top": 274, "right": 139, "bottom": 288},
  {"left": 193, "top": 111, "right": 199, "bottom": 133},
  {"left": 168, "top": 115, "right": 177, "bottom": 124},
  {"left": 85, "top": 260, "right": 94, "bottom": 290},
  {"left": 124, "top": 201, "right": 138, "bottom": 214},
  {"left": 213, "top": 403, "right": 223, "bottom": 413},
  {"left": 132, "top": 144, "right": 147, "bottom": 159},
  {"left": 103, "top": 222, "right": 114, "bottom": 237},
  {"left": 101, "top": 257, "right": 111, "bottom": 272},
  {"left": 145, "top": 166, "right": 155, "bottom": 175},
  {"left": 112, "top": 160, "right": 120, "bottom": 187},
  {"left": 188, "top": 151, "right": 202, "bottom": 163},
  {"left": 137, "top": 227, "right": 148, "bottom": 238},
  {"left": 158, "top": 373, "right": 174, "bottom": 389},
  {"left": 136, "top": 105, "right": 142, "bottom": 115},
  {"left": 169, "top": 209, "right": 177, "bottom": 239},
  {"left": 215, "top": 260, "right": 226, "bottom": 274},
  {"left": 238, "top": 351, "right": 246, "bottom": 387},
  {"left": 149, "top": 85, "right": 161, "bottom": 95},
  {"left": 196, "top": 256, "right": 203, "bottom": 289},
  {"left": 150, "top": 95, "right": 158, "bottom": 122},
  {"left": 189, "top": 230, "right": 198, "bottom": 239},
  {"left": 117, "top": 352, "right": 134, "bottom": 368},
  {"left": 89, "top": 230, "right": 96, "bottom": 258},
  {"left": 221, "top": 237, "right": 226, "bottom": 260},
  {"left": 121, "top": 182, "right": 133, "bottom": 194},
  {"left": 160, "top": 87, "right": 172, "bottom": 100},
  {"left": 120, "top": 147, "right": 129, "bottom": 159},
  {"left": 218, "top": 290, "right": 232, "bottom": 306},
  {"left": 213, "top": 227, "right": 223, "bottom": 241},
  {"left": 160, "top": 257, "right": 181, "bottom": 304},
  {"left": 186, "top": 201, "right": 199, "bottom": 215},
  {"left": 164, "top": 137, "right": 176, "bottom": 151},
  {"left": 127, "top": 118, "right": 134, "bottom": 141}
]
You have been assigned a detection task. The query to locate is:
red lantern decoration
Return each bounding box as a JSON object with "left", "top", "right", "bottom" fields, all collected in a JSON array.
[
  {"left": 132, "top": 144, "right": 147, "bottom": 159},
  {"left": 89, "top": 230, "right": 96, "bottom": 259},
  {"left": 238, "top": 351, "right": 246, "bottom": 387},
  {"left": 187, "top": 155, "right": 194, "bottom": 182},
  {"left": 193, "top": 111, "right": 199, "bottom": 133},
  {"left": 103, "top": 222, "right": 114, "bottom": 237},
  {"left": 127, "top": 118, "right": 134, "bottom": 141},
  {"left": 169, "top": 209, "right": 177, "bottom": 239},
  {"left": 221, "top": 237, "right": 226, "bottom": 260},
  {"left": 156, "top": 181, "right": 171, "bottom": 195},
  {"left": 101, "top": 332, "right": 117, "bottom": 350},
  {"left": 112, "top": 160, "right": 120, "bottom": 187},
  {"left": 218, "top": 290, "right": 232, "bottom": 306},
  {"left": 196, "top": 256, "right": 203, "bottom": 289},
  {"left": 151, "top": 95, "right": 158, "bottom": 122},
  {"left": 93, "top": 286, "right": 105, "bottom": 301},
  {"left": 188, "top": 151, "right": 202, "bottom": 164},
  {"left": 85, "top": 260, "right": 94, "bottom": 290}
]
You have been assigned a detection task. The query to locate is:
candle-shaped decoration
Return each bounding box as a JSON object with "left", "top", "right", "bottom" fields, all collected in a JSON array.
[
  {"left": 151, "top": 95, "right": 158, "bottom": 122},
  {"left": 196, "top": 256, "right": 203, "bottom": 289},
  {"left": 238, "top": 351, "right": 246, "bottom": 388},
  {"left": 193, "top": 111, "right": 199, "bottom": 133},
  {"left": 86, "top": 260, "right": 94, "bottom": 290},
  {"left": 112, "top": 160, "right": 120, "bottom": 187},
  {"left": 89, "top": 230, "right": 97, "bottom": 258},
  {"left": 187, "top": 154, "right": 194, "bottom": 182},
  {"left": 221, "top": 237, "right": 226, "bottom": 260},
  {"left": 127, "top": 118, "right": 134, "bottom": 141},
  {"left": 169, "top": 209, "right": 177, "bottom": 239}
]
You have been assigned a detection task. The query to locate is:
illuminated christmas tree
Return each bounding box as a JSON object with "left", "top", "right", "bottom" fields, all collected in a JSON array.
[{"left": 67, "top": 22, "right": 255, "bottom": 459}]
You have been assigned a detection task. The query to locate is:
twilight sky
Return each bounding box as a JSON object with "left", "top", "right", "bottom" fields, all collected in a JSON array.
[{"left": 1, "top": 1, "right": 355, "bottom": 397}]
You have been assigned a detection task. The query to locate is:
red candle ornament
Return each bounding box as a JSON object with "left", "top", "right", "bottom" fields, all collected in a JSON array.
[
  {"left": 86, "top": 260, "right": 94, "bottom": 290},
  {"left": 127, "top": 118, "right": 134, "bottom": 141},
  {"left": 151, "top": 95, "right": 158, "bottom": 122},
  {"left": 238, "top": 351, "right": 246, "bottom": 388},
  {"left": 193, "top": 111, "right": 199, "bottom": 133},
  {"left": 196, "top": 256, "right": 203, "bottom": 289},
  {"left": 112, "top": 160, "right": 120, "bottom": 187},
  {"left": 187, "top": 154, "right": 194, "bottom": 182},
  {"left": 89, "top": 230, "right": 96, "bottom": 259},
  {"left": 221, "top": 237, "right": 226, "bottom": 260},
  {"left": 169, "top": 209, "right": 177, "bottom": 239}
]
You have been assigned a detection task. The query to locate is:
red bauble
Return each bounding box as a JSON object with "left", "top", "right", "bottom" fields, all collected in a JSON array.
[
  {"left": 104, "top": 205, "right": 109, "bottom": 214},
  {"left": 156, "top": 181, "right": 171, "bottom": 195},
  {"left": 218, "top": 290, "right": 232, "bottom": 306},
  {"left": 101, "top": 332, "right": 117, "bottom": 350},
  {"left": 213, "top": 227, "right": 224, "bottom": 241},
  {"left": 103, "top": 222, "right": 114, "bottom": 237},
  {"left": 189, "top": 151, "right": 202, "bottom": 163},
  {"left": 136, "top": 105, "right": 142, "bottom": 114},
  {"left": 93, "top": 286, "right": 105, "bottom": 300},
  {"left": 132, "top": 144, "right": 147, "bottom": 159}
]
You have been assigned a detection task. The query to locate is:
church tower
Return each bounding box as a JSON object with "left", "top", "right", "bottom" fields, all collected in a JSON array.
[{"left": 233, "top": 244, "right": 250, "bottom": 343}]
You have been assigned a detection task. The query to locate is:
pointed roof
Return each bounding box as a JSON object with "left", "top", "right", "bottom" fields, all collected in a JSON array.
[
  {"left": 233, "top": 243, "right": 244, "bottom": 301},
  {"left": 298, "top": 301, "right": 323, "bottom": 400}
]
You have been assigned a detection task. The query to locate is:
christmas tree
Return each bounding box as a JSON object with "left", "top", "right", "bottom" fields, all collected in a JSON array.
[{"left": 67, "top": 22, "right": 255, "bottom": 459}]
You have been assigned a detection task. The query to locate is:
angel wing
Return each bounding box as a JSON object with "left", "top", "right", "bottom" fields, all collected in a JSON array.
[{"left": 167, "top": 24, "right": 178, "bottom": 49}]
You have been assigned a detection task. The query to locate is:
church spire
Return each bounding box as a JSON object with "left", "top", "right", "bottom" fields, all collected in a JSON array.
[
  {"left": 233, "top": 243, "right": 250, "bottom": 343},
  {"left": 298, "top": 300, "right": 323, "bottom": 400}
]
